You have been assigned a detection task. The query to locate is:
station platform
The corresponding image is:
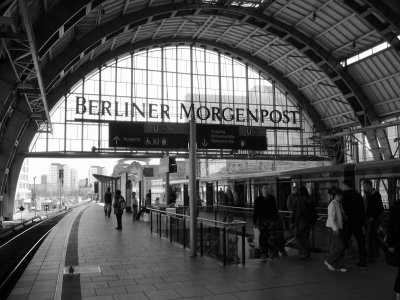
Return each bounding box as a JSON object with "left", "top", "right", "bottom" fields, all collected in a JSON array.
[{"left": 8, "top": 202, "right": 396, "bottom": 300}]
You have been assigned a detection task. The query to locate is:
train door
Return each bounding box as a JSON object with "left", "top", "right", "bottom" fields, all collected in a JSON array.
[
  {"left": 233, "top": 181, "right": 245, "bottom": 206},
  {"left": 206, "top": 182, "right": 214, "bottom": 206},
  {"left": 277, "top": 179, "right": 291, "bottom": 210}
]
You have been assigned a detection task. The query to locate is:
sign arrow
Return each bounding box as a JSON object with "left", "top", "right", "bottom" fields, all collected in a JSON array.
[
  {"left": 113, "top": 136, "right": 120, "bottom": 145},
  {"left": 202, "top": 138, "right": 208, "bottom": 147}
]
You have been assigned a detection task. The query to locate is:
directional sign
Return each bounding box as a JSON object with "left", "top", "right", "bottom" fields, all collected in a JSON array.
[
  {"left": 109, "top": 121, "right": 189, "bottom": 149},
  {"left": 109, "top": 121, "right": 267, "bottom": 150},
  {"left": 196, "top": 124, "right": 267, "bottom": 150}
]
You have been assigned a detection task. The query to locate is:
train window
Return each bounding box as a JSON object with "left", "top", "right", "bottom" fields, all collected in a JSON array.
[{"left": 304, "top": 181, "right": 337, "bottom": 208}]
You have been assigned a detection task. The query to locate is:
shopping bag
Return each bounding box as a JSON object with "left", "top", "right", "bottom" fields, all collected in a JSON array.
[{"left": 254, "top": 227, "right": 260, "bottom": 250}]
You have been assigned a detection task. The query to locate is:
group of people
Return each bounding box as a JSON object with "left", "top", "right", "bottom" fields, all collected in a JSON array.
[
  {"left": 253, "top": 180, "right": 387, "bottom": 270},
  {"left": 217, "top": 187, "right": 243, "bottom": 207},
  {"left": 103, "top": 188, "right": 150, "bottom": 230},
  {"left": 323, "top": 179, "right": 384, "bottom": 272}
]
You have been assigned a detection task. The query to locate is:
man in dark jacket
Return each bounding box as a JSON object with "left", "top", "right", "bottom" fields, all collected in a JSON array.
[
  {"left": 363, "top": 179, "right": 384, "bottom": 262},
  {"left": 253, "top": 184, "right": 278, "bottom": 262},
  {"left": 342, "top": 180, "right": 367, "bottom": 269}
]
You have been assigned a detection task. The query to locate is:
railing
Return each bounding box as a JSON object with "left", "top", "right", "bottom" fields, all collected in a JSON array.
[
  {"left": 148, "top": 207, "right": 247, "bottom": 266},
  {"left": 148, "top": 204, "right": 331, "bottom": 265}
]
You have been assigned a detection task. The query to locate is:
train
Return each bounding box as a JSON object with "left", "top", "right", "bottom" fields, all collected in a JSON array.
[
  {"left": 196, "top": 159, "right": 400, "bottom": 211},
  {"left": 149, "top": 159, "right": 400, "bottom": 212}
]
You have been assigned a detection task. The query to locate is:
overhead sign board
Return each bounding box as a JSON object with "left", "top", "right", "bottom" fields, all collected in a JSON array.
[
  {"left": 196, "top": 124, "right": 267, "bottom": 150},
  {"left": 109, "top": 121, "right": 189, "bottom": 149},
  {"left": 109, "top": 121, "right": 267, "bottom": 150},
  {"left": 143, "top": 168, "right": 154, "bottom": 177}
]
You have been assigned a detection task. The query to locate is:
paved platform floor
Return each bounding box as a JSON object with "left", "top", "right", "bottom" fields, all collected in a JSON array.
[{"left": 8, "top": 202, "right": 397, "bottom": 300}]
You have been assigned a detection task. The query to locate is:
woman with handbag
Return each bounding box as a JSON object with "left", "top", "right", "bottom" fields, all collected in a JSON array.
[{"left": 387, "top": 200, "right": 400, "bottom": 299}]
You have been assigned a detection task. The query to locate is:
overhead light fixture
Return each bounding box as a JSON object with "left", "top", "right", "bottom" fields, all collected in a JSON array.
[
  {"left": 312, "top": 10, "right": 317, "bottom": 22},
  {"left": 351, "top": 41, "right": 357, "bottom": 49}
]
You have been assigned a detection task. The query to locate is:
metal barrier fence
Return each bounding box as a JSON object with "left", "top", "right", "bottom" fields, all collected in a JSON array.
[
  {"left": 147, "top": 205, "right": 332, "bottom": 266},
  {"left": 148, "top": 208, "right": 247, "bottom": 266}
]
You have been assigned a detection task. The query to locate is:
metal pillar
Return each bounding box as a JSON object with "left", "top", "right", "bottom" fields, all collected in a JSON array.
[{"left": 189, "top": 119, "right": 197, "bottom": 257}]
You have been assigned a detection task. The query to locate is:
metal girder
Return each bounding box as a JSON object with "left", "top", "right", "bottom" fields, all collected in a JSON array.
[
  {"left": 361, "top": 70, "right": 400, "bottom": 87},
  {"left": 193, "top": 16, "right": 216, "bottom": 40},
  {"left": 294, "top": 0, "right": 335, "bottom": 27},
  {"left": 314, "top": 13, "right": 357, "bottom": 40},
  {"left": 273, "top": 0, "right": 295, "bottom": 18},
  {"left": 331, "top": 31, "right": 375, "bottom": 55},
  {"left": 25, "top": 151, "right": 330, "bottom": 161},
  {"left": 344, "top": 0, "right": 400, "bottom": 59},
  {"left": 39, "top": 3, "right": 380, "bottom": 124},
  {"left": 259, "top": 0, "right": 276, "bottom": 14},
  {"left": 317, "top": 118, "right": 400, "bottom": 139},
  {"left": 35, "top": 2, "right": 392, "bottom": 158},
  {"left": 18, "top": 0, "right": 52, "bottom": 133},
  {"left": 269, "top": 49, "right": 296, "bottom": 66}
]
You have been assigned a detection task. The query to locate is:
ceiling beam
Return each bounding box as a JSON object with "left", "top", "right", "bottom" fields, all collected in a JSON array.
[{"left": 19, "top": 0, "right": 52, "bottom": 131}]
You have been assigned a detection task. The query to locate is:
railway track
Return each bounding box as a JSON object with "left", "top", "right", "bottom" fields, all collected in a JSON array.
[{"left": 0, "top": 210, "right": 69, "bottom": 298}]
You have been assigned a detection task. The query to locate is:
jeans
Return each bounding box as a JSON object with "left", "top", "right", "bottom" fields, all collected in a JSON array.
[
  {"left": 365, "top": 219, "right": 379, "bottom": 259},
  {"left": 116, "top": 212, "right": 123, "bottom": 229},
  {"left": 295, "top": 225, "right": 311, "bottom": 257},
  {"left": 347, "top": 225, "right": 367, "bottom": 265},
  {"left": 104, "top": 204, "right": 111, "bottom": 217},
  {"left": 326, "top": 228, "right": 345, "bottom": 268}
]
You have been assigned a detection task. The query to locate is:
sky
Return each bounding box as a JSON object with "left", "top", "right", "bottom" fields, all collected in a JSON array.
[{"left": 26, "top": 158, "right": 120, "bottom": 184}]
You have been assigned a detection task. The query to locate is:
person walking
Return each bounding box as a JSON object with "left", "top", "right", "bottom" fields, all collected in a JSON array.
[
  {"left": 104, "top": 187, "right": 112, "bottom": 218},
  {"left": 291, "top": 186, "right": 317, "bottom": 260},
  {"left": 342, "top": 179, "right": 367, "bottom": 269},
  {"left": 253, "top": 183, "right": 279, "bottom": 262},
  {"left": 287, "top": 186, "right": 300, "bottom": 211},
  {"left": 132, "top": 191, "right": 138, "bottom": 221},
  {"left": 363, "top": 179, "right": 384, "bottom": 262},
  {"left": 113, "top": 190, "right": 126, "bottom": 230},
  {"left": 324, "top": 189, "right": 348, "bottom": 272},
  {"left": 387, "top": 199, "right": 400, "bottom": 300}
]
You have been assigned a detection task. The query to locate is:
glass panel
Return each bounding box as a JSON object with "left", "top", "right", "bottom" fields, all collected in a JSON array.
[{"left": 29, "top": 46, "right": 318, "bottom": 157}]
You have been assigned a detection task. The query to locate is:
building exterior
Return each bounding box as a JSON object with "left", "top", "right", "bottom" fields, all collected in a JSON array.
[
  {"left": 15, "top": 160, "right": 31, "bottom": 210},
  {"left": 48, "top": 164, "right": 78, "bottom": 195}
]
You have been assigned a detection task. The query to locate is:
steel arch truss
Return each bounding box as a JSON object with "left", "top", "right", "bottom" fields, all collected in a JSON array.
[{"left": 34, "top": 2, "right": 391, "bottom": 159}]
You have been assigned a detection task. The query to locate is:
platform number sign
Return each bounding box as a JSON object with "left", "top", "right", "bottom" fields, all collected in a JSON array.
[{"left": 44, "top": 204, "right": 49, "bottom": 211}]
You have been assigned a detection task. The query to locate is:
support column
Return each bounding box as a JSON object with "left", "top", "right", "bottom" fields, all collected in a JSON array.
[{"left": 189, "top": 119, "right": 197, "bottom": 257}]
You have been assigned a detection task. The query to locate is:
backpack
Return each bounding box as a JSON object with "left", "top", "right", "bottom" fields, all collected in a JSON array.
[{"left": 118, "top": 197, "right": 126, "bottom": 210}]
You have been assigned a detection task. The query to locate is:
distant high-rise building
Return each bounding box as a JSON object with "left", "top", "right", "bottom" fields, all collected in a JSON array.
[
  {"left": 48, "top": 164, "right": 77, "bottom": 194},
  {"left": 88, "top": 166, "right": 106, "bottom": 187},
  {"left": 15, "top": 159, "right": 31, "bottom": 208}
]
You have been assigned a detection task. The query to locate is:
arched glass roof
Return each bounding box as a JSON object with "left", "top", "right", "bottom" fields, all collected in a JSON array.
[{"left": 30, "top": 46, "right": 321, "bottom": 159}]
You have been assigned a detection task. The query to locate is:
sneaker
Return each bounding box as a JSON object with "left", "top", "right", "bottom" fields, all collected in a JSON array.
[
  {"left": 336, "top": 267, "right": 348, "bottom": 273},
  {"left": 324, "top": 260, "right": 336, "bottom": 271},
  {"left": 355, "top": 263, "right": 367, "bottom": 270}
]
